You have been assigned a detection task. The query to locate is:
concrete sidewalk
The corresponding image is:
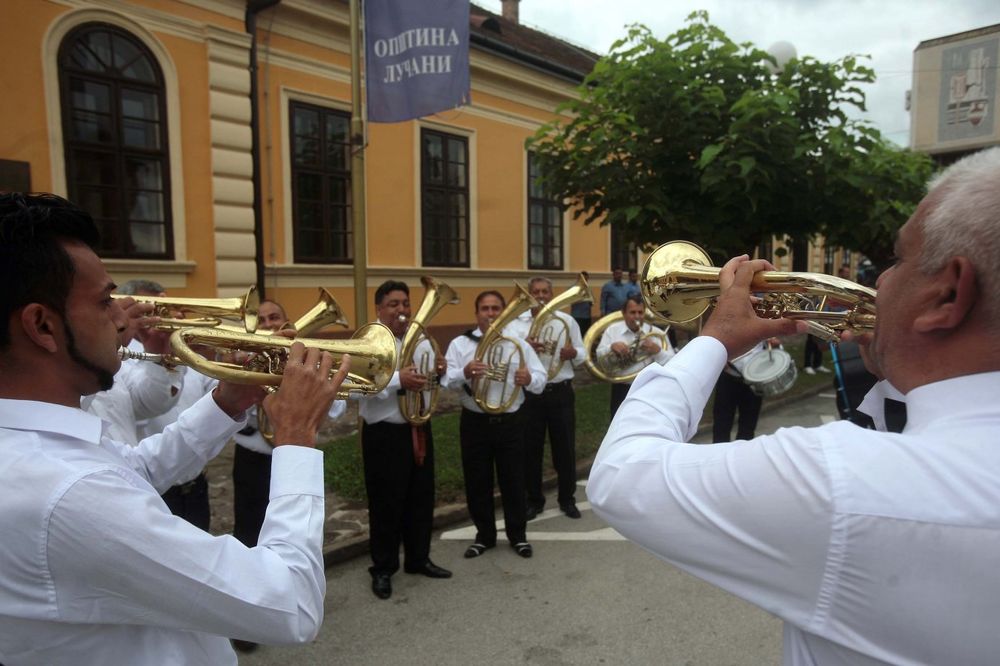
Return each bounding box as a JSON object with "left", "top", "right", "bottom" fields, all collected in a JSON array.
[{"left": 320, "top": 383, "right": 832, "bottom": 568}]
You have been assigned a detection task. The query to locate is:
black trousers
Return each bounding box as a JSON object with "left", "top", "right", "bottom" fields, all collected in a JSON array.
[
  {"left": 361, "top": 420, "right": 435, "bottom": 576},
  {"left": 460, "top": 409, "right": 527, "bottom": 546},
  {"left": 804, "top": 335, "right": 824, "bottom": 368},
  {"left": 161, "top": 473, "right": 210, "bottom": 532},
  {"left": 573, "top": 316, "right": 592, "bottom": 338},
  {"left": 610, "top": 382, "right": 631, "bottom": 421},
  {"left": 232, "top": 446, "right": 272, "bottom": 547},
  {"left": 712, "top": 372, "right": 763, "bottom": 442},
  {"left": 522, "top": 380, "right": 576, "bottom": 508}
]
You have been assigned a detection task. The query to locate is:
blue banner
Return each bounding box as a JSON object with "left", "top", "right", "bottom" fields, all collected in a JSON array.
[{"left": 364, "top": 0, "right": 470, "bottom": 123}]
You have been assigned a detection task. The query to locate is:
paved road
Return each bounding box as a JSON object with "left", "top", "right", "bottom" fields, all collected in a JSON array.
[{"left": 240, "top": 391, "right": 841, "bottom": 665}]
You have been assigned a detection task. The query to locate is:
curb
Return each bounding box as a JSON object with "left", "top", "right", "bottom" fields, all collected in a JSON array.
[{"left": 321, "top": 382, "right": 832, "bottom": 568}]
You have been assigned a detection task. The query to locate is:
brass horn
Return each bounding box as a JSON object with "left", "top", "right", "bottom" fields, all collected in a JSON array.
[
  {"left": 473, "top": 282, "right": 539, "bottom": 414},
  {"left": 641, "top": 241, "right": 876, "bottom": 342},
  {"left": 527, "top": 273, "right": 593, "bottom": 380},
  {"left": 290, "top": 287, "right": 349, "bottom": 336},
  {"left": 113, "top": 286, "right": 260, "bottom": 333},
  {"left": 582, "top": 310, "right": 671, "bottom": 383},
  {"left": 118, "top": 323, "right": 397, "bottom": 399},
  {"left": 398, "top": 276, "right": 460, "bottom": 425}
]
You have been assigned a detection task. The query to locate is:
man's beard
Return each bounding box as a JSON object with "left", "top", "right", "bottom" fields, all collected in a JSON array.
[{"left": 64, "top": 321, "right": 115, "bottom": 392}]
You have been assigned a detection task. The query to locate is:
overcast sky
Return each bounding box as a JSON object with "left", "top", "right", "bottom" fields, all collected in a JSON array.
[{"left": 474, "top": 0, "right": 1000, "bottom": 145}]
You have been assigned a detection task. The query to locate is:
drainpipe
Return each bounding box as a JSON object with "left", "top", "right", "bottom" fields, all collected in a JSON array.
[{"left": 246, "top": 0, "right": 280, "bottom": 299}]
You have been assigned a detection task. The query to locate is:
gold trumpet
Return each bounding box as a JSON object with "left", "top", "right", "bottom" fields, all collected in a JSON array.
[
  {"left": 117, "top": 323, "right": 397, "bottom": 399},
  {"left": 473, "top": 282, "right": 539, "bottom": 414},
  {"left": 398, "top": 276, "right": 460, "bottom": 425},
  {"left": 527, "top": 273, "right": 592, "bottom": 380},
  {"left": 640, "top": 241, "right": 876, "bottom": 341},
  {"left": 113, "top": 286, "right": 260, "bottom": 333}
]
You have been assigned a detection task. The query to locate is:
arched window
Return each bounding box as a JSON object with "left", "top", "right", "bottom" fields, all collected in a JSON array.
[{"left": 58, "top": 23, "right": 172, "bottom": 258}]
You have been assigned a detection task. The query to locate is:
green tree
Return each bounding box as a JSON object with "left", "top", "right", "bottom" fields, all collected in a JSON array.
[{"left": 528, "top": 12, "right": 929, "bottom": 266}]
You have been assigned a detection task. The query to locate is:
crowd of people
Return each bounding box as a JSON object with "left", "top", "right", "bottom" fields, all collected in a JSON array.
[{"left": 2, "top": 145, "right": 999, "bottom": 664}]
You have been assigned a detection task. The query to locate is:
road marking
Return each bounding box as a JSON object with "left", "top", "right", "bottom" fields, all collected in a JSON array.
[
  {"left": 820, "top": 414, "right": 837, "bottom": 424},
  {"left": 440, "top": 501, "right": 627, "bottom": 542}
]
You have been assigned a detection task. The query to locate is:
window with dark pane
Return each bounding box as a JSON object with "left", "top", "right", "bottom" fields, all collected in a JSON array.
[
  {"left": 58, "top": 23, "right": 172, "bottom": 258},
  {"left": 290, "top": 101, "right": 352, "bottom": 263},
  {"left": 527, "top": 152, "right": 563, "bottom": 270},
  {"left": 610, "top": 224, "right": 636, "bottom": 272},
  {"left": 421, "top": 129, "right": 469, "bottom": 267}
]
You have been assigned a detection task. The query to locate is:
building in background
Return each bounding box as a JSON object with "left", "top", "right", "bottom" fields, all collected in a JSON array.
[
  {"left": 0, "top": 0, "right": 610, "bottom": 331},
  {"left": 911, "top": 23, "right": 1000, "bottom": 164}
]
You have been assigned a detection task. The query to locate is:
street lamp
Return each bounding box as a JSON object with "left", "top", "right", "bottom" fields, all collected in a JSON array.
[{"left": 766, "top": 41, "right": 797, "bottom": 74}]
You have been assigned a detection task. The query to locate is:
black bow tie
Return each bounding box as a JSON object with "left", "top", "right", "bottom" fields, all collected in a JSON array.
[{"left": 884, "top": 398, "right": 907, "bottom": 433}]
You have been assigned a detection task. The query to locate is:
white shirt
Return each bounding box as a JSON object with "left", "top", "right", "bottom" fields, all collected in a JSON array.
[
  {"left": 82, "top": 339, "right": 183, "bottom": 445},
  {"left": 595, "top": 319, "right": 674, "bottom": 378},
  {"left": 0, "top": 396, "right": 326, "bottom": 665},
  {"left": 357, "top": 335, "right": 439, "bottom": 425},
  {"left": 506, "top": 310, "right": 585, "bottom": 383},
  {"left": 442, "top": 328, "right": 547, "bottom": 413},
  {"left": 589, "top": 336, "right": 1000, "bottom": 666},
  {"left": 139, "top": 366, "right": 219, "bottom": 483}
]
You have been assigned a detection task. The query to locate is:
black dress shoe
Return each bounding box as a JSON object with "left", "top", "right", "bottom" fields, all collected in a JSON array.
[
  {"left": 560, "top": 502, "right": 582, "bottom": 519},
  {"left": 231, "top": 639, "right": 258, "bottom": 653},
  {"left": 525, "top": 503, "right": 544, "bottom": 521},
  {"left": 371, "top": 573, "right": 392, "bottom": 599},
  {"left": 404, "top": 560, "right": 453, "bottom": 579}
]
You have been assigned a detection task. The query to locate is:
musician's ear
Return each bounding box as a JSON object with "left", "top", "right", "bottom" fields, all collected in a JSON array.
[
  {"left": 19, "top": 303, "right": 61, "bottom": 353},
  {"left": 914, "top": 257, "right": 976, "bottom": 333}
]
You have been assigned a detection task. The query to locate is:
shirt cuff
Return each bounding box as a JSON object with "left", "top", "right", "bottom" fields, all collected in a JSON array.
[
  {"left": 270, "top": 446, "right": 325, "bottom": 499},
  {"left": 185, "top": 391, "right": 248, "bottom": 440}
]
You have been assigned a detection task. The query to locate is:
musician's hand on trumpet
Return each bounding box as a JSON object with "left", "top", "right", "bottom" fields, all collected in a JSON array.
[
  {"left": 513, "top": 366, "right": 531, "bottom": 387},
  {"left": 701, "top": 255, "right": 801, "bottom": 359},
  {"left": 260, "top": 345, "right": 352, "bottom": 447}
]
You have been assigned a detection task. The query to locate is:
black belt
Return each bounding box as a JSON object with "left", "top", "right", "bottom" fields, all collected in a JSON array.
[
  {"left": 462, "top": 408, "right": 520, "bottom": 425},
  {"left": 543, "top": 379, "right": 572, "bottom": 392}
]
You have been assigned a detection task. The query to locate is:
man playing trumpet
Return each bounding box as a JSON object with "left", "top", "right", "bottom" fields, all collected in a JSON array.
[
  {"left": 596, "top": 294, "right": 674, "bottom": 419},
  {"left": 588, "top": 148, "right": 1000, "bottom": 664},
  {"left": 0, "top": 193, "right": 350, "bottom": 663},
  {"left": 358, "top": 280, "right": 451, "bottom": 601},
  {"left": 443, "top": 290, "right": 546, "bottom": 559}
]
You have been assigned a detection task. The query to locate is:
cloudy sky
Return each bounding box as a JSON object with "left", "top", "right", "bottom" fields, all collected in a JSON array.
[{"left": 474, "top": 0, "right": 1000, "bottom": 145}]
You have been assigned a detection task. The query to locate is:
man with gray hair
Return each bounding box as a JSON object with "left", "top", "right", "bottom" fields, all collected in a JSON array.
[
  {"left": 507, "top": 276, "right": 586, "bottom": 520},
  {"left": 589, "top": 147, "right": 1000, "bottom": 664}
]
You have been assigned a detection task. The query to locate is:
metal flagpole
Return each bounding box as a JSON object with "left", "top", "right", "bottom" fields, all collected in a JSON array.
[{"left": 349, "top": 0, "right": 368, "bottom": 327}]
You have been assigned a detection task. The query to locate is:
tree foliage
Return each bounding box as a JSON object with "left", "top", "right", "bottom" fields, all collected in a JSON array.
[{"left": 527, "top": 12, "right": 934, "bottom": 267}]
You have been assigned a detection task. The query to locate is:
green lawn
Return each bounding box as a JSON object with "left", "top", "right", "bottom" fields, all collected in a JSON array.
[{"left": 321, "top": 335, "right": 835, "bottom": 503}]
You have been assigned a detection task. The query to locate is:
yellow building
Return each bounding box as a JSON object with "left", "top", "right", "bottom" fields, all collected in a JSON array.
[{"left": 0, "top": 0, "right": 610, "bottom": 330}]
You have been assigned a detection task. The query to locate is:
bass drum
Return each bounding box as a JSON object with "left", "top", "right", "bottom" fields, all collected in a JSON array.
[{"left": 741, "top": 348, "right": 797, "bottom": 397}]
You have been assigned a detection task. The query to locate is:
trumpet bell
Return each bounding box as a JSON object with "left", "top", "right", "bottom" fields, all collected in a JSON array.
[
  {"left": 640, "top": 240, "right": 877, "bottom": 340},
  {"left": 640, "top": 241, "right": 715, "bottom": 324}
]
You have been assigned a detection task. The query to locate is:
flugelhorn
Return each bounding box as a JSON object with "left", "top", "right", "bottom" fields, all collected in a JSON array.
[
  {"left": 582, "top": 310, "right": 670, "bottom": 383},
  {"left": 398, "top": 276, "right": 460, "bottom": 425},
  {"left": 113, "top": 286, "right": 260, "bottom": 333},
  {"left": 527, "top": 273, "right": 592, "bottom": 380},
  {"left": 640, "top": 241, "right": 876, "bottom": 341},
  {"left": 118, "top": 323, "right": 397, "bottom": 399},
  {"left": 473, "top": 283, "right": 539, "bottom": 414}
]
